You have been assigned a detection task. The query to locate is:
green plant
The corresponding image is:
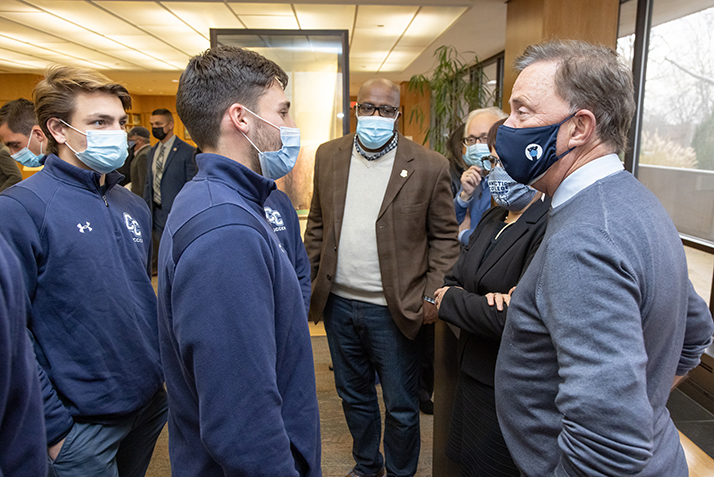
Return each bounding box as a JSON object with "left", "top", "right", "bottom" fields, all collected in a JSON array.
[{"left": 407, "top": 45, "right": 495, "bottom": 154}]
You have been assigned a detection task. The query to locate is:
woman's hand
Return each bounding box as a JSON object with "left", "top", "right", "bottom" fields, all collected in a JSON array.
[
  {"left": 459, "top": 166, "right": 483, "bottom": 201},
  {"left": 486, "top": 287, "right": 516, "bottom": 311},
  {"left": 434, "top": 286, "right": 449, "bottom": 310}
]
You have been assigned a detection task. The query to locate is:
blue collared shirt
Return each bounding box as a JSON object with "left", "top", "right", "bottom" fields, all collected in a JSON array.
[{"left": 552, "top": 153, "right": 624, "bottom": 208}]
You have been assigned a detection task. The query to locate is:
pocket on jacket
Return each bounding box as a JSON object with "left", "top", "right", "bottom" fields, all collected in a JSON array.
[{"left": 401, "top": 203, "right": 426, "bottom": 215}]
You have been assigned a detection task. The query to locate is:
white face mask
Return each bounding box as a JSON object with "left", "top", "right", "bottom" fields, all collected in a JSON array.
[{"left": 60, "top": 120, "right": 128, "bottom": 174}]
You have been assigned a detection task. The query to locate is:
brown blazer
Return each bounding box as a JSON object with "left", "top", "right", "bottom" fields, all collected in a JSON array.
[{"left": 305, "top": 133, "right": 460, "bottom": 340}]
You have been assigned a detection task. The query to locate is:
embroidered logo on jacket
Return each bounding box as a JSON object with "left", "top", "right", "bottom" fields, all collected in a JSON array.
[
  {"left": 264, "top": 207, "right": 286, "bottom": 232},
  {"left": 77, "top": 222, "right": 92, "bottom": 233},
  {"left": 123, "top": 213, "right": 143, "bottom": 243}
]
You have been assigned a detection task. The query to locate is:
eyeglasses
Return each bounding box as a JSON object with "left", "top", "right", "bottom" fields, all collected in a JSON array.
[
  {"left": 356, "top": 103, "right": 399, "bottom": 118},
  {"left": 480, "top": 155, "right": 498, "bottom": 167},
  {"left": 461, "top": 135, "right": 489, "bottom": 147}
]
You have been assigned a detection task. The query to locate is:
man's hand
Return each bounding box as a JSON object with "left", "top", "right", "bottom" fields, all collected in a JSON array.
[
  {"left": 423, "top": 299, "right": 439, "bottom": 324},
  {"left": 486, "top": 287, "right": 516, "bottom": 311},
  {"left": 459, "top": 166, "right": 483, "bottom": 202},
  {"left": 48, "top": 437, "right": 66, "bottom": 460}
]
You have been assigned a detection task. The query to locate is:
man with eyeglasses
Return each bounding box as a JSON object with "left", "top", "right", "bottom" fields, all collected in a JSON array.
[
  {"left": 455, "top": 107, "right": 508, "bottom": 245},
  {"left": 305, "top": 78, "right": 459, "bottom": 477}
]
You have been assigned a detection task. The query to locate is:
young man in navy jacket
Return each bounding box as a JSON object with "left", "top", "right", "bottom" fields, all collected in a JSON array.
[
  {"left": 0, "top": 66, "right": 166, "bottom": 476},
  {"left": 158, "top": 46, "right": 320, "bottom": 475}
]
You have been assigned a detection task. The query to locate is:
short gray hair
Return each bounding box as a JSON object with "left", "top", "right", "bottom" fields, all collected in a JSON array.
[
  {"left": 515, "top": 40, "right": 635, "bottom": 154},
  {"left": 464, "top": 107, "right": 508, "bottom": 133}
]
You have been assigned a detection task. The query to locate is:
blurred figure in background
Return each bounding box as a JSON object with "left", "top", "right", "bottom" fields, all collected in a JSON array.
[
  {"left": 0, "top": 98, "right": 47, "bottom": 169},
  {"left": 0, "top": 145, "right": 21, "bottom": 191},
  {"left": 128, "top": 126, "right": 151, "bottom": 197}
]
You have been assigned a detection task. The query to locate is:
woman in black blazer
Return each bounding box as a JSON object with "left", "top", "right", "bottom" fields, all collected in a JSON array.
[{"left": 434, "top": 141, "right": 550, "bottom": 475}]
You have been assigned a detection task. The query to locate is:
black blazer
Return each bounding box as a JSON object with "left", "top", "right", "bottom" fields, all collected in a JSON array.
[
  {"left": 143, "top": 136, "right": 196, "bottom": 229},
  {"left": 439, "top": 196, "right": 550, "bottom": 386}
]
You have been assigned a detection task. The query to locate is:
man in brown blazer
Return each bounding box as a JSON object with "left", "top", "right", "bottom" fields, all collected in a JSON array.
[{"left": 305, "top": 78, "right": 459, "bottom": 477}]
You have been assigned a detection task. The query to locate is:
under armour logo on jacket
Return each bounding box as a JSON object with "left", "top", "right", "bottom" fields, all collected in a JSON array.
[{"left": 77, "top": 222, "right": 92, "bottom": 233}]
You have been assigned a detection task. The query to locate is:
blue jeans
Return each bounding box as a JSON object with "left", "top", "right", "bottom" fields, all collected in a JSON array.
[
  {"left": 324, "top": 294, "right": 420, "bottom": 477},
  {"left": 48, "top": 389, "right": 167, "bottom": 477}
]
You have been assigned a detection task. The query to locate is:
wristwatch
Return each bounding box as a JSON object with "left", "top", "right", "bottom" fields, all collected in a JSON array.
[{"left": 423, "top": 295, "right": 436, "bottom": 305}]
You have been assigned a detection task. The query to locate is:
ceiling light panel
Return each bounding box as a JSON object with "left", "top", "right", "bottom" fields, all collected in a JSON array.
[
  {"left": 294, "top": 4, "right": 355, "bottom": 35},
  {"left": 162, "top": 2, "right": 244, "bottom": 33},
  {"left": 379, "top": 46, "right": 424, "bottom": 72},
  {"left": 148, "top": 26, "right": 209, "bottom": 53},
  {"left": 239, "top": 15, "right": 299, "bottom": 30},
  {"left": 24, "top": 0, "right": 140, "bottom": 35},
  {"left": 96, "top": 1, "right": 185, "bottom": 27},
  {"left": 398, "top": 6, "right": 466, "bottom": 48},
  {"left": 227, "top": 3, "right": 294, "bottom": 16},
  {"left": 104, "top": 34, "right": 186, "bottom": 60},
  {"left": 350, "top": 5, "right": 417, "bottom": 59},
  {"left": 0, "top": 0, "right": 41, "bottom": 12},
  {"left": 0, "top": 18, "right": 65, "bottom": 43}
]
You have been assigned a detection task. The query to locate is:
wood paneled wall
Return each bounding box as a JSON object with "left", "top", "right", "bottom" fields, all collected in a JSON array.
[{"left": 502, "top": 0, "right": 620, "bottom": 113}]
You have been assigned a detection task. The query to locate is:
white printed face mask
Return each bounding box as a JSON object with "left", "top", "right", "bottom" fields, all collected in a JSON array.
[{"left": 61, "top": 120, "right": 128, "bottom": 174}]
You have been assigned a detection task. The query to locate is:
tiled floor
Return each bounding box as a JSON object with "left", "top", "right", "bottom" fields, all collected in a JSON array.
[{"left": 668, "top": 389, "right": 714, "bottom": 459}]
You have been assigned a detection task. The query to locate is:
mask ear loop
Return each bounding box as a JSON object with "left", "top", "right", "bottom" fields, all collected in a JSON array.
[{"left": 554, "top": 111, "right": 579, "bottom": 159}]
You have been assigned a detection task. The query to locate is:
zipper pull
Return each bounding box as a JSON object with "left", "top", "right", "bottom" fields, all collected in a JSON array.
[{"left": 102, "top": 195, "right": 108, "bottom": 207}]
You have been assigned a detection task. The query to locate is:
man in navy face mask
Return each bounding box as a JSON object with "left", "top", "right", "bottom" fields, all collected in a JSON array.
[
  {"left": 306, "top": 79, "right": 459, "bottom": 477},
  {"left": 0, "top": 65, "right": 166, "bottom": 476},
  {"left": 494, "top": 40, "right": 713, "bottom": 477}
]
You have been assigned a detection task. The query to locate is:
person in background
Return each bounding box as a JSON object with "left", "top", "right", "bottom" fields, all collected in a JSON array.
[
  {"left": 0, "top": 98, "right": 47, "bottom": 169},
  {"left": 305, "top": 78, "right": 459, "bottom": 477},
  {"left": 144, "top": 108, "right": 196, "bottom": 273},
  {"left": 434, "top": 119, "right": 549, "bottom": 476},
  {"left": 0, "top": 233, "right": 47, "bottom": 476},
  {"left": 495, "top": 39, "right": 714, "bottom": 476},
  {"left": 0, "top": 145, "right": 22, "bottom": 191},
  {"left": 159, "top": 45, "right": 320, "bottom": 476},
  {"left": 0, "top": 65, "right": 166, "bottom": 476},
  {"left": 128, "top": 126, "right": 151, "bottom": 197},
  {"left": 455, "top": 107, "right": 508, "bottom": 245},
  {"left": 445, "top": 124, "right": 466, "bottom": 198}
]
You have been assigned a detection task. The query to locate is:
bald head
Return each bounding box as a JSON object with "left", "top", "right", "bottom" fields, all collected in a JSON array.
[{"left": 357, "top": 78, "right": 400, "bottom": 107}]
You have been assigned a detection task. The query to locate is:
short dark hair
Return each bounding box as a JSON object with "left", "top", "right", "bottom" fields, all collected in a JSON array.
[
  {"left": 515, "top": 40, "right": 635, "bottom": 154},
  {"left": 34, "top": 65, "right": 131, "bottom": 155},
  {"left": 0, "top": 98, "right": 37, "bottom": 136},
  {"left": 151, "top": 108, "right": 173, "bottom": 122},
  {"left": 176, "top": 45, "right": 289, "bottom": 150}
]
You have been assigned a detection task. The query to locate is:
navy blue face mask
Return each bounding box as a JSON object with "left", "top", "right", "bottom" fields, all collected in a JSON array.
[{"left": 495, "top": 113, "right": 576, "bottom": 185}]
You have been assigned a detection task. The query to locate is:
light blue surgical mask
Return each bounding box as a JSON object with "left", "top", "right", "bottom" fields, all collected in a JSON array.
[
  {"left": 61, "top": 120, "right": 128, "bottom": 174},
  {"left": 242, "top": 108, "right": 301, "bottom": 181},
  {"left": 356, "top": 114, "right": 398, "bottom": 150},
  {"left": 11, "top": 134, "right": 43, "bottom": 168},
  {"left": 488, "top": 163, "right": 537, "bottom": 211},
  {"left": 463, "top": 143, "right": 491, "bottom": 167}
]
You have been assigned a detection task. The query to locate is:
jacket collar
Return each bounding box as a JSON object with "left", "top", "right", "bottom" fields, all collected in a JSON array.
[
  {"left": 42, "top": 154, "right": 122, "bottom": 192},
  {"left": 195, "top": 153, "right": 275, "bottom": 207}
]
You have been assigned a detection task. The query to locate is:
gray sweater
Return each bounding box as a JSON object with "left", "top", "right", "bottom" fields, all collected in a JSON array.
[{"left": 495, "top": 170, "right": 713, "bottom": 476}]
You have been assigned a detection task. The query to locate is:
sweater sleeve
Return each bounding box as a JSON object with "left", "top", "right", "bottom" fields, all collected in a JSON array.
[
  {"left": 0, "top": 148, "right": 22, "bottom": 192},
  {"left": 539, "top": 227, "right": 654, "bottom": 476},
  {"left": 677, "top": 280, "right": 713, "bottom": 375},
  {"left": 171, "top": 224, "right": 299, "bottom": 476},
  {"left": 0, "top": 195, "right": 73, "bottom": 446}
]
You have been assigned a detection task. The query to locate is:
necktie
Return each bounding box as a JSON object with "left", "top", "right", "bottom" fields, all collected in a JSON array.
[{"left": 153, "top": 144, "right": 166, "bottom": 205}]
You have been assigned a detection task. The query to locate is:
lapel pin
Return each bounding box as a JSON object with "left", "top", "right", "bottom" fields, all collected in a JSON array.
[{"left": 400, "top": 169, "right": 408, "bottom": 178}]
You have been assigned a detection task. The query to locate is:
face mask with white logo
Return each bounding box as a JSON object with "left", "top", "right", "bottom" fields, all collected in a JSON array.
[
  {"left": 356, "top": 114, "right": 398, "bottom": 150},
  {"left": 241, "top": 107, "right": 301, "bottom": 181},
  {"left": 11, "top": 133, "right": 43, "bottom": 168},
  {"left": 60, "top": 120, "right": 128, "bottom": 174}
]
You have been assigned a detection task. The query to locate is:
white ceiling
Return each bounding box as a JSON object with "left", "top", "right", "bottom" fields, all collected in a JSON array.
[{"left": 0, "top": 0, "right": 508, "bottom": 96}]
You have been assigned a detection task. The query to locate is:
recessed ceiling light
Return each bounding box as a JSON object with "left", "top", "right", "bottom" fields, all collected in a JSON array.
[{"left": 377, "top": 25, "right": 384, "bottom": 27}]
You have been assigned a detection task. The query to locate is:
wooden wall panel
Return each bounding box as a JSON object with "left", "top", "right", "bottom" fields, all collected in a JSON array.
[
  {"left": 0, "top": 74, "right": 44, "bottom": 104},
  {"left": 399, "top": 81, "right": 430, "bottom": 146}
]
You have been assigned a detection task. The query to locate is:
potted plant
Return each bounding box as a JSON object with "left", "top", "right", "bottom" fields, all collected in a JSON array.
[{"left": 407, "top": 45, "right": 495, "bottom": 154}]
